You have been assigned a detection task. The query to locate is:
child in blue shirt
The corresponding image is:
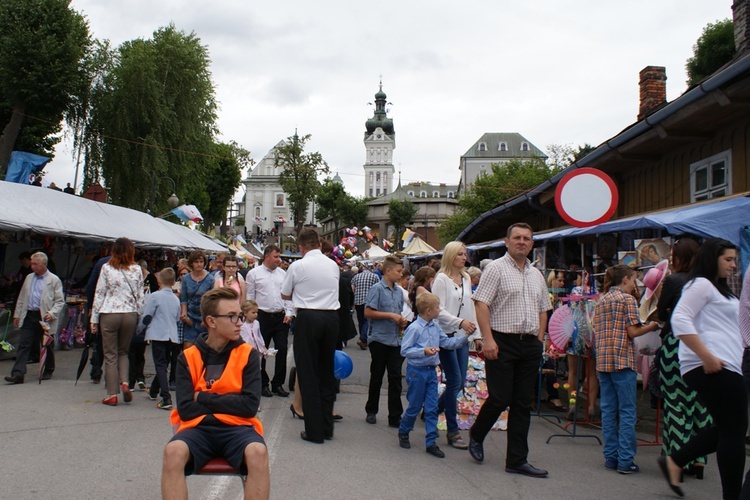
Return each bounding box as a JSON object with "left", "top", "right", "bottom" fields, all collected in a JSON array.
[{"left": 398, "top": 292, "right": 468, "bottom": 458}]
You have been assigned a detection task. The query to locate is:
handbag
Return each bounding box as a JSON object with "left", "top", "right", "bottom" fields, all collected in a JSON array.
[{"left": 121, "top": 269, "right": 145, "bottom": 343}]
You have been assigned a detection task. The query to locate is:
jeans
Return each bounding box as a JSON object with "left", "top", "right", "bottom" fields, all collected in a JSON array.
[
  {"left": 149, "top": 340, "right": 172, "bottom": 400},
  {"left": 437, "top": 342, "right": 469, "bottom": 433},
  {"left": 355, "top": 304, "right": 369, "bottom": 343},
  {"left": 673, "top": 368, "right": 747, "bottom": 500},
  {"left": 399, "top": 364, "right": 439, "bottom": 446},
  {"left": 598, "top": 369, "right": 637, "bottom": 469},
  {"left": 365, "top": 341, "right": 404, "bottom": 423},
  {"left": 470, "top": 332, "right": 542, "bottom": 468}
]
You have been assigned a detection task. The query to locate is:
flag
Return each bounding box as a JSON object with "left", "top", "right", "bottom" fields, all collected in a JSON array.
[
  {"left": 5, "top": 151, "right": 51, "bottom": 184},
  {"left": 401, "top": 229, "right": 415, "bottom": 248}
]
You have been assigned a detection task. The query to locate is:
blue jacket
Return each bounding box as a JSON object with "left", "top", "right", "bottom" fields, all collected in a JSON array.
[
  {"left": 400, "top": 316, "right": 468, "bottom": 366},
  {"left": 139, "top": 288, "right": 181, "bottom": 343}
]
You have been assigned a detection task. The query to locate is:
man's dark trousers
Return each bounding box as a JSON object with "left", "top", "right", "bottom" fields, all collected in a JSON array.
[
  {"left": 257, "top": 310, "right": 289, "bottom": 390},
  {"left": 470, "top": 332, "right": 542, "bottom": 468},
  {"left": 355, "top": 304, "right": 369, "bottom": 343},
  {"left": 294, "top": 309, "right": 338, "bottom": 441},
  {"left": 12, "top": 311, "right": 55, "bottom": 377}
]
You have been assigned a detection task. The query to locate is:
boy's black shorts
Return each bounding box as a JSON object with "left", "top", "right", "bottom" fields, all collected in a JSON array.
[{"left": 170, "top": 423, "right": 265, "bottom": 475}]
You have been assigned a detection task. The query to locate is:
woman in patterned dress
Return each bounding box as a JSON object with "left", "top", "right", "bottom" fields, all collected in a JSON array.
[{"left": 656, "top": 238, "right": 710, "bottom": 478}]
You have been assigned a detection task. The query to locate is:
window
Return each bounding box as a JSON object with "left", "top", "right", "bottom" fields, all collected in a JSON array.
[
  {"left": 690, "top": 150, "right": 731, "bottom": 202},
  {"left": 420, "top": 191, "right": 427, "bottom": 198},
  {"left": 376, "top": 172, "right": 381, "bottom": 182},
  {"left": 376, "top": 188, "right": 380, "bottom": 196},
  {"left": 407, "top": 190, "right": 415, "bottom": 196},
  {"left": 521, "top": 142, "right": 529, "bottom": 152},
  {"left": 447, "top": 191, "right": 455, "bottom": 199},
  {"left": 478, "top": 142, "right": 487, "bottom": 152},
  {"left": 383, "top": 187, "right": 387, "bottom": 195},
  {"left": 499, "top": 142, "right": 508, "bottom": 152},
  {"left": 369, "top": 188, "right": 373, "bottom": 197},
  {"left": 255, "top": 206, "right": 261, "bottom": 217},
  {"left": 433, "top": 191, "right": 440, "bottom": 198}
]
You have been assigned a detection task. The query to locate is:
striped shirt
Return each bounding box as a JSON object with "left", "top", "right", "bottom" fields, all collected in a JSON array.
[
  {"left": 352, "top": 270, "right": 380, "bottom": 306},
  {"left": 593, "top": 288, "right": 640, "bottom": 372},
  {"left": 472, "top": 254, "right": 551, "bottom": 334}
]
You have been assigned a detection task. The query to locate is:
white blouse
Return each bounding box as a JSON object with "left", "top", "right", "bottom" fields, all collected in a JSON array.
[
  {"left": 92, "top": 263, "right": 145, "bottom": 324},
  {"left": 671, "top": 277, "right": 741, "bottom": 376},
  {"left": 431, "top": 272, "right": 482, "bottom": 341}
]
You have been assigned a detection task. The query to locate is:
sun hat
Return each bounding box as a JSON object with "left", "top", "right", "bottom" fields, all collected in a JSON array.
[{"left": 643, "top": 259, "right": 669, "bottom": 300}]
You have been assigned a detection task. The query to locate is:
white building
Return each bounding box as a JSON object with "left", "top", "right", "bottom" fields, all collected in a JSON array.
[
  {"left": 458, "top": 132, "right": 547, "bottom": 193},
  {"left": 242, "top": 137, "right": 316, "bottom": 237},
  {"left": 363, "top": 83, "right": 395, "bottom": 198}
]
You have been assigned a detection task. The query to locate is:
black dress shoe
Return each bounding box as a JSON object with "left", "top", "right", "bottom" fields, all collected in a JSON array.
[
  {"left": 469, "top": 437, "right": 484, "bottom": 463},
  {"left": 505, "top": 462, "right": 548, "bottom": 478},
  {"left": 261, "top": 387, "right": 273, "bottom": 398},
  {"left": 4, "top": 374, "right": 24, "bottom": 384},
  {"left": 366, "top": 413, "right": 376, "bottom": 424},
  {"left": 272, "top": 386, "right": 289, "bottom": 397},
  {"left": 300, "top": 431, "right": 324, "bottom": 444},
  {"left": 388, "top": 419, "right": 401, "bottom": 428},
  {"left": 426, "top": 445, "right": 445, "bottom": 458}
]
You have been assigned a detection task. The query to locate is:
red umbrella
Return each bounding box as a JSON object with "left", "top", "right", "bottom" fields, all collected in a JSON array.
[{"left": 39, "top": 322, "right": 54, "bottom": 384}]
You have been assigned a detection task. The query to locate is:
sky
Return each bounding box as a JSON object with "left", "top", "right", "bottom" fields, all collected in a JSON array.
[{"left": 45, "top": 0, "right": 732, "bottom": 201}]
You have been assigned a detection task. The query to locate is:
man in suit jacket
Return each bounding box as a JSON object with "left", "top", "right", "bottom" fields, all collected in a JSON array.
[{"left": 5, "top": 252, "right": 64, "bottom": 384}]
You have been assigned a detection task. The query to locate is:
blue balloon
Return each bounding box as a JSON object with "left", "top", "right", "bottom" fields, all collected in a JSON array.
[{"left": 334, "top": 350, "right": 353, "bottom": 379}]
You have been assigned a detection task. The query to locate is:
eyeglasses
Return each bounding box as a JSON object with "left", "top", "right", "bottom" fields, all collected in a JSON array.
[{"left": 210, "top": 313, "right": 245, "bottom": 324}]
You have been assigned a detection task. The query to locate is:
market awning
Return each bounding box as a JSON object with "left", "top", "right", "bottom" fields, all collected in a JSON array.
[
  {"left": 0, "top": 180, "right": 227, "bottom": 252},
  {"left": 531, "top": 195, "right": 750, "bottom": 246}
]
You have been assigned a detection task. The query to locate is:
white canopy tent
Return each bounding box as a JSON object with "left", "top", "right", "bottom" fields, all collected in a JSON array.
[
  {"left": 364, "top": 244, "right": 391, "bottom": 261},
  {"left": 0, "top": 181, "right": 227, "bottom": 252}
]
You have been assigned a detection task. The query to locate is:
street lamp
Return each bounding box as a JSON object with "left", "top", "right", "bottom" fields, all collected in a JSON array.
[{"left": 164, "top": 176, "right": 179, "bottom": 208}]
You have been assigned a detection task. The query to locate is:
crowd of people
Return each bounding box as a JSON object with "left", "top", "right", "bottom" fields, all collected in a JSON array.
[{"left": 3, "top": 223, "right": 750, "bottom": 500}]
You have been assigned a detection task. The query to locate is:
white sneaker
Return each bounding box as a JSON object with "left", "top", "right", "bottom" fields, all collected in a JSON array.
[
  {"left": 499, "top": 409, "right": 509, "bottom": 431},
  {"left": 136, "top": 381, "right": 147, "bottom": 391}
]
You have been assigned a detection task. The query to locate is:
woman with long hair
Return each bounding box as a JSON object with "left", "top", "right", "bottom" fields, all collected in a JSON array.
[
  {"left": 213, "top": 255, "right": 246, "bottom": 306},
  {"left": 656, "top": 238, "right": 711, "bottom": 479},
  {"left": 409, "top": 266, "right": 435, "bottom": 318},
  {"left": 431, "top": 242, "right": 480, "bottom": 449},
  {"left": 91, "top": 238, "right": 144, "bottom": 406},
  {"left": 179, "top": 251, "right": 215, "bottom": 349},
  {"left": 593, "top": 265, "right": 660, "bottom": 474},
  {"left": 659, "top": 238, "right": 744, "bottom": 499}
]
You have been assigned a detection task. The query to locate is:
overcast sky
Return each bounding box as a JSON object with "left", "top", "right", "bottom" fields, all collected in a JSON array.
[{"left": 47, "top": 0, "right": 731, "bottom": 199}]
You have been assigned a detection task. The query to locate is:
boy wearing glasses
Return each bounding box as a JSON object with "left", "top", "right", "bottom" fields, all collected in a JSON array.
[{"left": 162, "top": 287, "right": 270, "bottom": 500}]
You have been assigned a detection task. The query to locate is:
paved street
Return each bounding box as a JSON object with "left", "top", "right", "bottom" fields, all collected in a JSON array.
[{"left": 0, "top": 340, "right": 725, "bottom": 500}]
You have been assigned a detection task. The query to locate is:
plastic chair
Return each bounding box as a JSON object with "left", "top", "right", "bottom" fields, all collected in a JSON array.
[{"left": 195, "top": 457, "right": 246, "bottom": 490}]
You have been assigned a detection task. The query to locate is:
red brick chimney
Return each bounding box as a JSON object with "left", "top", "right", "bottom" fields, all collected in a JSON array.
[
  {"left": 638, "top": 66, "right": 667, "bottom": 121},
  {"left": 733, "top": 0, "right": 750, "bottom": 54}
]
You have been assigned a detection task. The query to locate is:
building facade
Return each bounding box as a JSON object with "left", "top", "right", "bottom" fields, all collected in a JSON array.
[{"left": 363, "top": 84, "right": 395, "bottom": 198}]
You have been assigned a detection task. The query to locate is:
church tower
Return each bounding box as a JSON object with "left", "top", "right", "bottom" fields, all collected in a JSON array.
[{"left": 363, "top": 82, "right": 395, "bottom": 198}]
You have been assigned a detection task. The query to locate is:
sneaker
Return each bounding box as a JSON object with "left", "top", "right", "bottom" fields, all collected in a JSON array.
[
  {"left": 136, "top": 380, "right": 147, "bottom": 391},
  {"left": 168, "top": 382, "right": 176, "bottom": 392},
  {"left": 399, "top": 433, "right": 410, "bottom": 449},
  {"left": 604, "top": 458, "right": 618, "bottom": 471},
  {"left": 147, "top": 391, "right": 158, "bottom": 401},
  {"left": 617, "top": 463, "right": 640, "bottom": 474},
  {"left": 157, "top": 399, "right": 173, "bottom": 410},
  {"left": 498, "top": 409, "right": 509, "bottom": 431},
  {"left": 426, "top": 445, "right": 445, "bottom": 458}
]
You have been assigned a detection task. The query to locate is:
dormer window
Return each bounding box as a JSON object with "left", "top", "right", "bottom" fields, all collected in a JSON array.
[
  {"left": 407, "top": 190, "right": 415, "bottom": 196},
  {"left": 433, "top": 191, "right": 440, "bottom": 198},
  {"left": 499, "top": 142, "right": 508, "bottom": 152},
  {"left": 478, "top": 142, "right": 487, "bottom": 152},
  {"left": 521, "top": 142, "right": 529, "bottom": 152},
  {"left": 420, "top": 191, "right": 427, "bottom": 198},
  {"left": 447, "top": 191, "right": 455, "bottom": 199}
]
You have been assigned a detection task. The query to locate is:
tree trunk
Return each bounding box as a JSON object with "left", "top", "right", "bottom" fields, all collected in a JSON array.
[{"left": 0, "top": 101, "right": 26, "bottom": 177}]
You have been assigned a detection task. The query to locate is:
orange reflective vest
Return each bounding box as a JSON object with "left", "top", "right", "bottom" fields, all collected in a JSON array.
[{"left": 170, "top": 342, "right": 264, "bottom": 435}]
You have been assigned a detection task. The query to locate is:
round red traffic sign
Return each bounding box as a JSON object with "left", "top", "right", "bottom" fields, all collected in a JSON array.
[{"left": 554, "top": 168, "right": 618, "bottom": 228}]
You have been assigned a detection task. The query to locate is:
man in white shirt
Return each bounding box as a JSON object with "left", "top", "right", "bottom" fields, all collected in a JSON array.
[
  {"left": 281, "top": 228, "right": 340, "bottom": 443},
  {"left": 246, "top": 245, "right": 293, "bottom": 397}
]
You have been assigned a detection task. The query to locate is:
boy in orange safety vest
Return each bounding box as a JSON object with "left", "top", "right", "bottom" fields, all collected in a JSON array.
[{"left": 161, "top": 287, "right": 270, "bottom": 500}]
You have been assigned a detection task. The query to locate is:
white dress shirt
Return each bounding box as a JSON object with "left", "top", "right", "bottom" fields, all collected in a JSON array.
[
  {"left": 281, "top": 249, "right": 340, "bottom": 310},
  {"left": 246, "top": 264, "right": 294, "bottom": 316}
]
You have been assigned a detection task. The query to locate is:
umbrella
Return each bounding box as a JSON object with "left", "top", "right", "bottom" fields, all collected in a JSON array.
[
  {"left": 74, "top": 334, "right": 92, "bottom": 386},
  {"left": 38, "top": 322, "right": 54, "bottom": 384}
]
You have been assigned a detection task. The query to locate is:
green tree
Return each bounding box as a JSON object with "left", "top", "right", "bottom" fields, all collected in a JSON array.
[
  {"left": 203, "top": 141, "right": 248, "bottom": 233},
  {"left": 0, "top": 0, "right": 91, "bottom": 175},
  {"left": 437, "top": 158, "right": 555, "bottom": 243},
  {"left": 81, "top": 24, "right": 217, "bottom": 213},
  {"left": 344, "top": 196, "right": 371, "bottom": 228},
  {"left": 234, "top": 217, "right": 245, "bottom": 227},
  {"left": 275, "top": 132, "right": 329, "bottom": 232},
  {"left": 388, "top": 199, "right": 418, "bottom": 248},
  {"left": 316, "top": 178, "right": 349, "bottom": 238},
  {"left": 686, "top": 19, "right": 735, "bottom": 86}
]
